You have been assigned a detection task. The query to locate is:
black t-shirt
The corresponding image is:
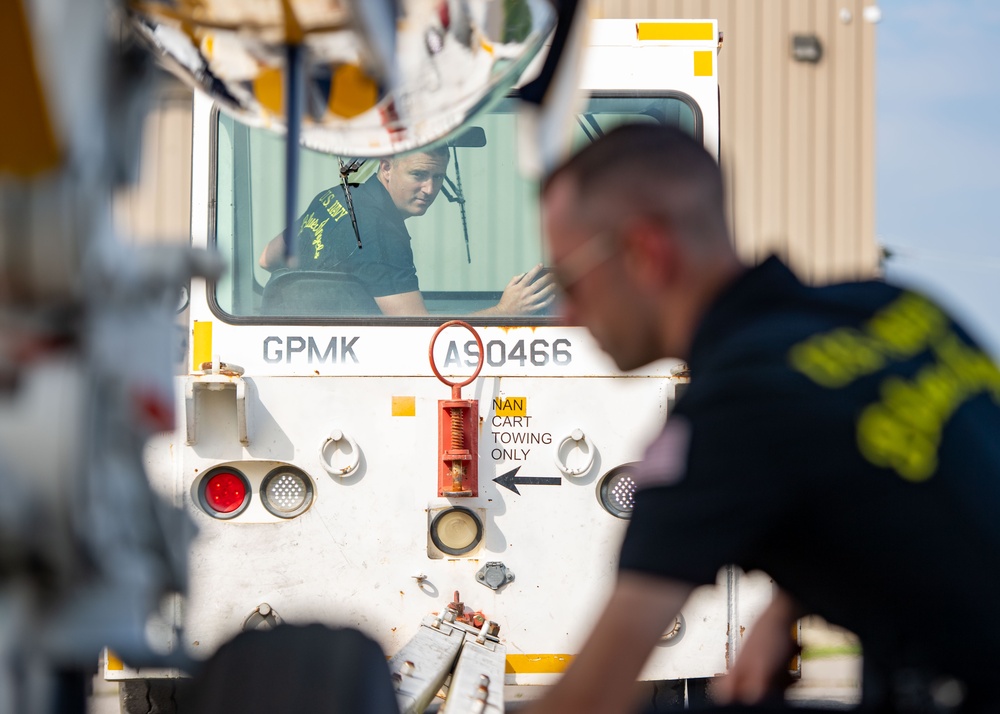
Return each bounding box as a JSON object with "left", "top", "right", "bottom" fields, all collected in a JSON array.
[
  {"left": 619, "top": 257, "right": 1000, "bottom": 706},
  {"left": 293, "top": 178, "right": 419, "bottom": 298}
]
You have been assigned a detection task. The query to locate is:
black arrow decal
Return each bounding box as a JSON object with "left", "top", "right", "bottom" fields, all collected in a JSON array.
[{"left": 493, "top": 466, "right": 562, "bottom": 495}]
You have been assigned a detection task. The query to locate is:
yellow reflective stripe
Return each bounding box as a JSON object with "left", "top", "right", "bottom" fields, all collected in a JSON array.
[
  {"left": 694, "top": 50, "right": 714, "bottom": 77},
  {"left": 392, "top": 396, "right": 416, "bottom": 417},
  {"left": 636, "top": 22, "right": 714, "bottom": 42},
  {"left": 505, "top": 654, "right": 574, "bottom": 674},
  {"left": 0, "top": 0, "right": 61, "bottom": 175},
  {"left": 192, "top": 321, "right": 212, "bottom": 371},
  {"left": 106, "top": 650, "right": 124, "bottom": 671}
]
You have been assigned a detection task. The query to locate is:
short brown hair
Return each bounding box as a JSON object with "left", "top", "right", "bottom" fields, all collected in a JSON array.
[{"left": 396, "top": 144, "right": 451, "bottom": 163}]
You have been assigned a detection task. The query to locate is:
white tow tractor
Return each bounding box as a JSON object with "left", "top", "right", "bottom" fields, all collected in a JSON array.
[{"left": 107, "top": 19, "right": 783, "bottom": 712}]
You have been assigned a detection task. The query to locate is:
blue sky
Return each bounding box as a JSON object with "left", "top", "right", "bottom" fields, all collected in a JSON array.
[{"left": 878, "top": 0, "right": 1000, "bottom": 352}]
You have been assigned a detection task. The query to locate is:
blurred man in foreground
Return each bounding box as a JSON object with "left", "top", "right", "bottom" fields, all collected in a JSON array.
[{"left": 524, "top": 124, "right": 1000, "bottom": 713}]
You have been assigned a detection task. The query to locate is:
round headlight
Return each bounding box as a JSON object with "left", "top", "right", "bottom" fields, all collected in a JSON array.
[
  {"left": 260, "top": 467, "right": 314, "bottom": 519},
  {"left": 430, "top": 507, "right": 483, "bottom": 556}
]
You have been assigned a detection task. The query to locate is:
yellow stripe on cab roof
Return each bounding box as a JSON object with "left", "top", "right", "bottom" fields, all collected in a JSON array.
[{"left": 637, "top": 22, "right": 714, "bottom": 42}]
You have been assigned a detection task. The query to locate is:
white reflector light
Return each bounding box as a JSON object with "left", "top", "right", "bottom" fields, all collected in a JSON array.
[
  {"left": 260, "top": 467, "right": 314, "bottom": 518},
  {"left": 598, "top": 464, "right": 638, "bottom": 519}
]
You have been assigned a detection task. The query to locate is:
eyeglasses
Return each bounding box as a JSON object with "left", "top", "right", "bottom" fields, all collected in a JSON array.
[{"left": 550, "top": 229, "right": 619, "bottom": 294}]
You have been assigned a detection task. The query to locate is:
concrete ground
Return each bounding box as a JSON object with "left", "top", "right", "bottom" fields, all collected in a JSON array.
[
  {"left": 785, "top": 616, "right": 862, "bottom": 709},
  {"left": 89, "top": 674, "right": 119, "bottom": 714},
  {"left": 88, "top": 649, "right": 121, "bottom": 714}
]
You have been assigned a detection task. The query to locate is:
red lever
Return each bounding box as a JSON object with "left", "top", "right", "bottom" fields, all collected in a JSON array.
[{"left": 429, "top": 321, "right": 484, "bottom": 497}]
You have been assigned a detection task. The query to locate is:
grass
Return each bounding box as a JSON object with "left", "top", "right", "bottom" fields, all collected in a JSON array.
[{"left": 801, "top": 644, "right": 863, "bottom": 660}]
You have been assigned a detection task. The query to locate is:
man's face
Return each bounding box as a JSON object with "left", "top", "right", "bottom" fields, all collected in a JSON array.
[
  {"left": 381, "top": 152, "right": 449, "bottom": 218},
  {"left": 544, "top": 179, "right": 661, "bottom": 372}
]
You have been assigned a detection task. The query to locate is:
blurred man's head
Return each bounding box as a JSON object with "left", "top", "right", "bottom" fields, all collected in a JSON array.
[
  {"left": 378, "top": 146, "right": 450, "bottom": 218},
  {"left": 542, "top": 124, "right": 739, "bottom": 369}
]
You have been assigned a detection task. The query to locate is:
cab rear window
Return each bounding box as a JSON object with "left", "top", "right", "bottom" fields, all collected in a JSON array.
[{"left": 211, "top": 94, "right": 701, "bottom": 324}]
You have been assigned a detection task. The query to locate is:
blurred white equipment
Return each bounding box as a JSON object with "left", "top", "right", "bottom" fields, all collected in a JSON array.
[
  {"left": 1, "top": 0, "right": 585, "bottom": 711},
  {"left": 129, "top": 0, "right": 560, "bottom": 157},
  {"left": 1, "top": 0, "right": 216, "bottom": 711}
]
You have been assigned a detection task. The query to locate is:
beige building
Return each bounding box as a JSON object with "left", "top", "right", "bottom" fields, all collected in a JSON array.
[
  {"left": 594, "top": 0, "right": 879, "bottom": 282},
  {"left": 112, "top": 79, "right": 193, "bottom": 247},
  {"left": 117, "top": 1, "right": 878, "bottom": 283}
]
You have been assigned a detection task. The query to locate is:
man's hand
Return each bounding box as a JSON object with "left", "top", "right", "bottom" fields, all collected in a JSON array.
[
  {"left": 518, "top": 573, "right": 694, "bottom": 714},
  {"left": 493, "top": 264, "right": 557, "bottom": 316},
  {"left": 711, "top": 588, "right": 803, "bottom": 706}
]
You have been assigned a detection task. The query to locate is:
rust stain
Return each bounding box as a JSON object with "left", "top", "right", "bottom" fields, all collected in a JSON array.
[
  {"left": 740, "top": 625, "right": 746, "bottom": 637},
  {"left": 494, "top": 325, "right": 541, "bottom": 334},
  {"left": 314, "top": 370, "right": 319, "bottom": 375},
  {"left": 197, "top": 361, "right": 243, "bottom": 377},
  {"left": 724, "top": 641, "right": 730, "bottom": 668},
  {"left": 457, "top": 610, "right": 488, "bottom": 628}
]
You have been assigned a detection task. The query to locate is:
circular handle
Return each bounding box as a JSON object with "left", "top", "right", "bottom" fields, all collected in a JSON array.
[
  {"left": 428, "top": 320, "right": 485, "bottom": 390},
  {"left": 320, "top": 429, "right": 361, "bottom": 477},
  {"left": 555, "top": 429, "right": 596, "bottom": 476}
]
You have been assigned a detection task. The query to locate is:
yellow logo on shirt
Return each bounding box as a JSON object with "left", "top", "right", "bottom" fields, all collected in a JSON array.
[
  {"left": 789, "top": 292, "right": 1000, "bottom": 482},
  {"left": 300, "top": 212, "right": 330, "bottom": 259},
  {"left": 318, "top": 190, "right": 349, "bottom": 222}
]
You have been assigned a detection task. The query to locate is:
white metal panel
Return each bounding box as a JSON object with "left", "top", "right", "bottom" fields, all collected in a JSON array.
[{"left": 173, "top": 373, "right": 747, "bottom": 682}]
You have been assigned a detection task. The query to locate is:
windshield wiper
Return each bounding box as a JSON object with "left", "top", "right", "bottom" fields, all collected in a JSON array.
[
  {"left": 440, "top": 145, "right": 471, "bottom": 263},
  {"left": 339, "top": 158, "right": 365, "bottom": 249}
]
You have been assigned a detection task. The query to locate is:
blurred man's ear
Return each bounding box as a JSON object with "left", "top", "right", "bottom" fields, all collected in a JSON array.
[
  {"left": 625, "top": 217, "right": 679, "bottom": 290},
  {"left": 378, "top": 158, "right": 393, "bottom": 180}
]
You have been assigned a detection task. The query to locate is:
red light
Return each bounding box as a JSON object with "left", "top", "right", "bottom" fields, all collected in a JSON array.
[{"left": 205, "top": 472, "right": 247, "bottom": 513}]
